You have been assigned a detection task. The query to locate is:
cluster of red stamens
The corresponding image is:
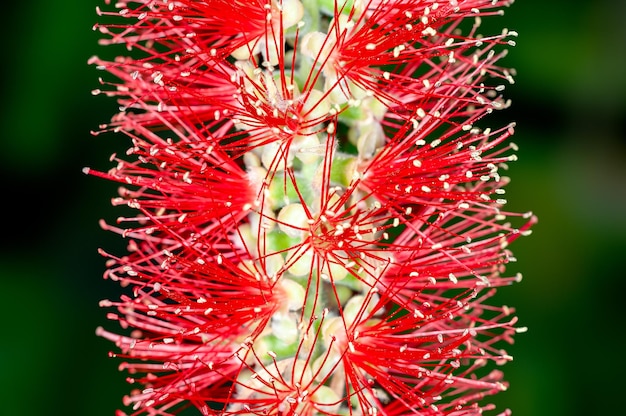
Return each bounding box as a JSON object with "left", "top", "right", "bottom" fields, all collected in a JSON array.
[{"left": 88, "top": 1, "right": 535, "bottom": 415}]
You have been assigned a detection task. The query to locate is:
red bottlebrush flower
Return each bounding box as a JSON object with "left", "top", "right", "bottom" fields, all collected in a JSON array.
[{"left": 89, "top": 1, "right": 536, "bottom": 415}]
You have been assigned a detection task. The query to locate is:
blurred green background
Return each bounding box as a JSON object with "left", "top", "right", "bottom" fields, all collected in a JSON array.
[{"left": 0, "top": 1, "right": 624, "bottom": 415}]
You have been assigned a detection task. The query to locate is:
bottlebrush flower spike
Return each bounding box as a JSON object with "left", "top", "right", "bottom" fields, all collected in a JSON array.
[{"left": 89, "top": 0, "right": 536, "bottom": 415}]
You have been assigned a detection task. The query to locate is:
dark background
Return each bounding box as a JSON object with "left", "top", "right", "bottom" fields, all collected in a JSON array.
[{"left": 0, "top": 1, "right": 624, "bottom": 415}]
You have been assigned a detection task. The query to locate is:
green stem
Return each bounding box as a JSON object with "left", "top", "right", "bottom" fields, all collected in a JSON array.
[{"left": 302, "top": 0, "right": 321, "bottom": 32}]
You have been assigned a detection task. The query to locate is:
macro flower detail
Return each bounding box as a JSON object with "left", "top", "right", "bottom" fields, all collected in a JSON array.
[{"left": 89, "top": 1, "right": 536, "bottom": 415}]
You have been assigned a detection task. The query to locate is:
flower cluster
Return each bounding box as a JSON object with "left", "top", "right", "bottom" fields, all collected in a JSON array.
[{"left": 89, "top": 0, "right": 535, "bottom": 415}]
